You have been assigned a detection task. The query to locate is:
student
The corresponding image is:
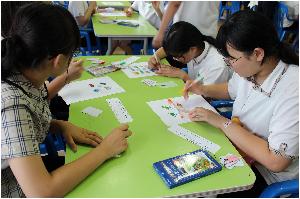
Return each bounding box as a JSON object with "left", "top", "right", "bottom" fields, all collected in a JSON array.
[
  {"left": 125, "top": 1, "right": 164, "bottom": 30},
  {"left": 148, "top": 21, "right": 231, "bottom": 85},
  {"left": 152, "top": 1, "right": 219, "bottom": 49},
  {"left": 1, "top": 1, "right": 84, "bottom": 121},
  {"left": 68, "top": 1, "right": 96, "bottom": 28},
  {"left": 183, "top": 10, "right": 298, "bottom": 197},
  {"left": 1, "top": 3, "right": 132, "bottom": 197}
]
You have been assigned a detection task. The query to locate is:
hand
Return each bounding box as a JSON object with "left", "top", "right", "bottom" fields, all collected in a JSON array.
[
  {"left": 189, "top": 107, "right": 226, "bottom": 128},
  {"left": 155, "top": 65, "right": 183, "bottom": 78},
  {"left": 67, "top": 59, "right": 84, "bottom": 82},
  {"left": 182, "top": 79, "right": 204, "bottom": 100},
  {"left": 61, "top": 122, "right": 103, "bottom": 152},
  {"left": 148, "top": 56, "right": 159, "bottom": 70},
  {"left": 125, "top": 8, "right": 133, "bottom": 17},
  {"left": 152, "top": 32, "right": 164, "bottom": 49},
  {"left": 99, "top": 124, "right": 132, "bottom": 159},
  {"left": 152, "top": 1, "right": 161, "bottom": 12}
]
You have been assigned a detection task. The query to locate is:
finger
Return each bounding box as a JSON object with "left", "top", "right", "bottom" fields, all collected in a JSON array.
[
  {"left": 86, "top": 133, "right": 102, "bottom": 144},
  {"left": 87, "top": 131, "right": 103, "bottom": 140},
  {"left": 118, "top": 124, "right": 129, "bottom": 131},
  {"left": 83, "top": 137, "right": 99, "bottom": 147},
  {"left": 123, "top": 130, "right": 132, "bottom": 138},
  {"left": 65, "top": 135, "right": 77, "bottom": 152}
]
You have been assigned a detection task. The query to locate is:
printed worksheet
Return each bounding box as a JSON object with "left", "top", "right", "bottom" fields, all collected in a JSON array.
[
  {"left": 122, "top": 62, "right": 157, "bottom": 78},
  {"left": 58, "top": 76, "right": 125, "bottom": 104},
  {"left": 147, "top": 95, "right": 217, "bottom": 126}
]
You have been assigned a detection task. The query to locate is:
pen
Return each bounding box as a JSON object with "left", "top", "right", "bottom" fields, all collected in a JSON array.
[
  {"left": 153, "top": 49, "right": 161, "bottom": 69},
  {"left": 182, "top": 76, "right": 204, "bottom": 94}
]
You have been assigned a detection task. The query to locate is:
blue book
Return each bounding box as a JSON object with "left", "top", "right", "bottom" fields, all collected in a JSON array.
[{"left": 153, "top": 149, "right": 222, "bottom": 188}]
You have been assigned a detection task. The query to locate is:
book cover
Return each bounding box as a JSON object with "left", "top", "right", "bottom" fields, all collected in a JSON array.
[{"left": 153, "top": 149, "right": 222, "bottom": 188}]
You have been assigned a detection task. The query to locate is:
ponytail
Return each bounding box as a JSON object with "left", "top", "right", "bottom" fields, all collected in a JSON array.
[
  {"left": 278, "top": 42, "right": 299, "bottom": 66},
  {"left": 202, "top": 35, "right": 217, "bottom": 49}
]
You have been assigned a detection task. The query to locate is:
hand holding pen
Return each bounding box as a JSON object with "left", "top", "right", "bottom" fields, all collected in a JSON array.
[
  {"left": 153, "top": 49, "right": 162, "bottom": 69},
  {"left": 182, "top": 76, "right": 204, "bottom": 100}
]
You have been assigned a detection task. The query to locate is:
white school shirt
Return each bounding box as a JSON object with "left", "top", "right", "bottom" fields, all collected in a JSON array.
[
  {"left": 68, "top": 1, "right": 89, "bottom": 27},
  {"left": 173, "top": 1, "right": 219, "bottom": 38},
  {"left": 131, "top": 1, "right": 164, "bottom": 29},
  {"left": 228, "top": 60, "right": 299, "bottom": 184},
  {"left": 187, "top": 41, "right": 232, "bottom": 85}
]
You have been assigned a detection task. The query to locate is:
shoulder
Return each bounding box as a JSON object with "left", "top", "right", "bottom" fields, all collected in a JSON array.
[{"left": 2, "top": 81, "right": 26, "bottom": 108}]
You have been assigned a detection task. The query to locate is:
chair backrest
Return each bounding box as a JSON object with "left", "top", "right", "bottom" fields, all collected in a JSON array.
[
  {"left": 259, "top": 179, "right": 299, "bottom": 198},
  {"left": 52, "top": 1, "right": 69, "bottom": 9},
  {"left": 274, "top": 2, "right": 289, "bottom": 38}
]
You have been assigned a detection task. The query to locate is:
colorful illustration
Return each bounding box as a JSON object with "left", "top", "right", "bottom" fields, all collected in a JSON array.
[{"left": 122, "top": 62, "right": 157, "bottom": 78}]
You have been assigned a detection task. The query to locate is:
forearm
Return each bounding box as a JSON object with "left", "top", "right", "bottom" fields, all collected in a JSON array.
[
  {"left": 47, "top": 73, "right": 68, "bottom": 100},
  {"left": 158, "top": 1, "right": 181, "bottom": 34},
  {"left": 219, "top": 122, "right": 290, "bottom": 172},
  {"left": 156, "top": 47, "right": 167, "bottom": 59},
  {"left": 202, "top": 83, "right": 231, "bottom": 99},
  {"left": 155, "top": 8, "right": 163, "bottom": 20}
]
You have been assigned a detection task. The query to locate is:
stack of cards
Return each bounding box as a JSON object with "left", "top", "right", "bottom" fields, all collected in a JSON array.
[
  {"left": 86, "top": 65, "right": 120, "bottom": 76},
  {"left": 106, "top": 98, "right": 133, "bottom": 123}
]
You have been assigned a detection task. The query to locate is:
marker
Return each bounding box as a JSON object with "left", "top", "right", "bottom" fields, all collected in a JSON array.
[
  {"left": 181, "top": 76, "right": 204, "bottom": 94},
  {"left": 153, "top": 49, "right": 161, "bottom": 69}
]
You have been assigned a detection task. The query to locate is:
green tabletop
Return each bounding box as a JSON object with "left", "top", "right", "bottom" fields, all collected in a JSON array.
[
  {"left": 97, "top": 1, "right": 131, "bottom": 8},
  {"left": 91, "top": 12, "right": 158, "bottom": 37},
  {"left": 65, "top": 56, "right": 255, "bottom": 197}
]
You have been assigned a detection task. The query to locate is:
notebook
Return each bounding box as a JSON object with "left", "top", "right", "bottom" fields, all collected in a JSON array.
[{"left": 153, "top": 149, "right": 222, "bottom": 188}]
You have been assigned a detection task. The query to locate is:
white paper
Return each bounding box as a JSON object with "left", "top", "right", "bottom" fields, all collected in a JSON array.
[
  {"left": 111, "top": 56, "right": 140, "bottom": 68},
  {"left": 147, "top": 95, "right": 217, "bottom": 126},
  {"left": 100, "top": 12, "right": 126, "bottom": 17},
  {"left": 168, "top": 125, "right": 221, "bottom": 154},
  {"left": 82, "top": 107, "right": 103, "bottom": 117},
  {"left": 106, "top": 98, "right": 133, "bottom": 123},
  {"left": 122, "top": 62, "right": 156, "bottom": 78},
  {"left": 58, "top": 76, "right": 125, "bottom": 104},
  {"left": 102, "top": 2, "right": 123, "bottom": 6}
]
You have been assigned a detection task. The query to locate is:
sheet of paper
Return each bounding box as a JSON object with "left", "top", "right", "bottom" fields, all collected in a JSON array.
[
  {"left": 102, "top": 2, "right": 123, "bottom": 6},
  {"left": 100, "top": 12, "right": 126, "bottom": 17},
  {"left": 58, "top": 76, "right": 125, "bottom": 104},
  {"left": 106, "top": 98, "right": 133, "bottom": 123},
  {"left": 168, "top": 125, "right": 221, "bottom": 154},
  {"left": 147, "top": 95, "right": 217, "bottom": 126},
  {"left": 122, "top": 62, "right": 157, "bottom": 78},
  {"left": 111, "top": 56, "right": 140, "bottom": 68},
  {"left": 82, "top": 106, "right": 103, "bottom": 117}
]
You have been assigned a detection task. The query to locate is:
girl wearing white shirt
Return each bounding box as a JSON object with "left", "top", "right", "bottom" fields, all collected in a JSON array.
[
  {"left": 183, "top": 10, "right": 298, "bottom": 197},
  {"left": 148, "top": 21, "right": 231, "bottom": 85}
]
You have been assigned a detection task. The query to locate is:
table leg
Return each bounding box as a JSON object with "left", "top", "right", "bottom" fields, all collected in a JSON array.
[
  {"left": 143, "top": 38, "right": 148, "bottom": 55},
  {"left": 106, "top": 38, "right": 112, "bottom": 55}
]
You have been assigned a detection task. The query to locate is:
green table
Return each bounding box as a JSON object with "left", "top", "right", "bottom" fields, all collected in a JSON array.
[
  {"left": 91, "top": 12, "right": 158, "bottom": 55},
  {"left": 65, "top": 56, "right": 255, "bottom": 197},
  {"left": 97, "top": 1, "right": 131, "bottom": 9}
]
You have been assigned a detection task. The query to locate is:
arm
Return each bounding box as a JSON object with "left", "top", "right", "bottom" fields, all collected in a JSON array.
[
  {"left": 152, "top": 1, "right": 163, "bottom": 20},
  {"left": 47, "top": 59, "right": 84, "bottom": 100},
  {"left": 125, "top": 6, "right": 133, "bottom": 17},
  {"left": 183, "top": 81, "right": 231, "bottom": 100},
  {"left": 148, "top": 47, "right": 167, "bottom": 69},
  {"left": 76, "top": 2, "right": 96, "bottom": 27},
  {"left": 189, "top": 108, "right": 292, "bottom": 172},
  {"left": 9, "top": 123, "right": 132, "bottom": 197},
  {"left": 152, "top": 1, "right": 181, "bottom": 48}
]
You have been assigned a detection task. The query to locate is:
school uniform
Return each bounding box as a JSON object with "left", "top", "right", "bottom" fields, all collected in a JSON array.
[
  {"left": 228, "top": 60, "right": 299, "bottom": 184},
  {"left": 173, "top": 1, "right": 219, "bottom": 38},
  {"left": 1, "top": 74, "right": 51, "bottom": 197},
  {"left": 187, "top": 41, "right": 232, "bottom": 85},
  {"left": 131, "top": 1, "right": 164, "bottom": 29},
  {"left": 68, "top": 1, "right": 89, "bottom": 28}
]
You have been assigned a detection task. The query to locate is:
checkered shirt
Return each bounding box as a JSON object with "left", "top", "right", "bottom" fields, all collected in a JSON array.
[{"left": 1, "top": 74, "right": 51, "bottom": 198}]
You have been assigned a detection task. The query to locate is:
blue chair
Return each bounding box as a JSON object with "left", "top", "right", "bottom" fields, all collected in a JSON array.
[
  {"left": 259, "top": 179, "right": 299, "bottom": 198},
  {"left": 210, "top": 99, "right": 234, "bottom": 119},
  {"left": 218, "top": 1, "right": 241, "bottom": 20},
  {"left": 52, "top": 1, "right": 69, "bottom": 9},
  {"left": 274, "top": 2, "right": 298, "bottom": 41},
  {"left": 79, "top": 20, "right": 102, "bottom": 56}
]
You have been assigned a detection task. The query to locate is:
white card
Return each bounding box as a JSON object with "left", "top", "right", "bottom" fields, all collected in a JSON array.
[
  {"left": 82, "top": 107, "right": 103, "bottom": 117},
  {"left": 111, "top": 56, "right": 140, "bottom": 68},
  {"left": 147, "top": 95, "right": 218, "bottom": 126},
  {"left": 142, "top": 79, "right": 157, "bottom": 87},
  {"left": 106, "top": 98, "right": 133, "bottom": 123},
  {"left": 168, "top": 125, "right": 221, "bottom": 154},
  {"left": 122, "top": 62, "right": 157, "bottom": 78},
  {"left": 157, "top": 81, "right": 178, "bottom": 88},
  {"left": 58, "top": 76, "right": 125, "bottom": 105}
]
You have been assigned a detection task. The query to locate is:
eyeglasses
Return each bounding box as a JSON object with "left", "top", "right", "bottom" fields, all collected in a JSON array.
[
  {"left": 223, "top": 56, "right": 242, "bottom": 67},
  {"left": 173, "top": 55, "right": 184, "bottom": 62}
]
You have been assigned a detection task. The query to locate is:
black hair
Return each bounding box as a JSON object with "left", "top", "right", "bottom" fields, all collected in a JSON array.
[
  {"left": 162, "top": 21, "right": 217, "bottom": 57},
  {"left": 1, "top": 2, "right": 80, "bottom": 79},
  {"left": 216, "top": 10, "right": 298, "bottom": 65},
  {"left": 1, "top": 1, "right": 35, "bottom": 38}
]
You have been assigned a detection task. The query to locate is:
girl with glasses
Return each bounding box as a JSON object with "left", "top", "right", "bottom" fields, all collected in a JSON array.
[
  {"left": 183, "top": 10, "right": 298, "bottom": 197},
  {"left": 148, "top": 21, "right": 232, "bottom": 85},
  {"left": 2, "top": 3, "right": 132, "bottom": 197}
]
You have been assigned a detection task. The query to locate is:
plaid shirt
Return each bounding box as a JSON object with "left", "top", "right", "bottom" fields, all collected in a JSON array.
[{"left": 1, "top": 74, "right": 51, "bottom": 198}]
